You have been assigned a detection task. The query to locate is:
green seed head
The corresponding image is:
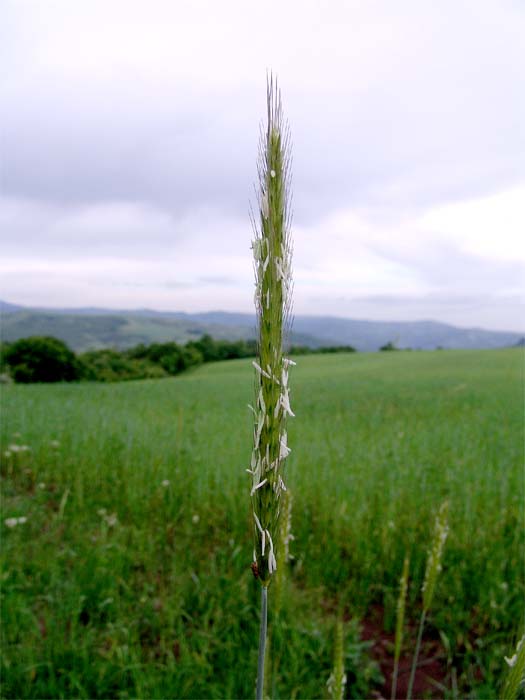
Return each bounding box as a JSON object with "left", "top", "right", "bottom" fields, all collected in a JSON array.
[
  {"left": 249, "top": 75, "right": 294, "bottom": 586},
  {"left": 394, "top": 555, "right": 410, "bottom": 665},
  {"left": 422, "top": 500, "right": 449, "bottom": 612},
  {"left": 501, "top": 634, "right": 525, "bottom": 700},
  {"left": 327, "top": 620, "right": 346, "bottom": 700}
]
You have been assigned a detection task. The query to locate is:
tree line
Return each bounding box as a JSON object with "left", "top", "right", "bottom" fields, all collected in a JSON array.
[{"left": 0, "top": 335, "right": 357, "bottom": 383}]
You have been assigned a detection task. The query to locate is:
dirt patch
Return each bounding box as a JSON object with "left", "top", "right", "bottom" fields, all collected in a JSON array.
[{"left": 360, "top": 605, "right": 449, "bottom": 699}]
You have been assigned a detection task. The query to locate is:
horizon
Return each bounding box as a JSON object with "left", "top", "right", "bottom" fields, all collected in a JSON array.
[{"left": 2, "top": 297, "right": 523, "bottom": 336}]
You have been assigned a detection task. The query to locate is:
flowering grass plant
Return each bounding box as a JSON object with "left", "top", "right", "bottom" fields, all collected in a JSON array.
[{"left": 249, "top": 74, "right": 294, "bottom": 699}]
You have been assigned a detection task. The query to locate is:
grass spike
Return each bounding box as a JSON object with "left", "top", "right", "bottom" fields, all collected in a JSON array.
[
  {"left": 326, "top": 619, "right": 346, "bottom": 700},
  {"left": 391, "top": 555, "right": 410, "bottom": 700},
  {"left": 407, "top": 500, "right": 450, "bottom": 700},
  {"left": 501, "top": 634, "right": 525, "bottom": 700},
  {"left": 422, "top": 500, "right": 449, "bottom": 613},
  {"left": 251, "top": 72, "right": 294, "bottom": 700}
]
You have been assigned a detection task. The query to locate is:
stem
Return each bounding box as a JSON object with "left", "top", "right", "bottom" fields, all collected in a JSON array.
[
  {"left": 391, "top": 660, "right": 399, "bottom": 700},
  {"left": 256, "top": 586, "right": 268, "bottom": 700},
  {"left": 407, "top": 609, "right": 426, "bottom": 700}
]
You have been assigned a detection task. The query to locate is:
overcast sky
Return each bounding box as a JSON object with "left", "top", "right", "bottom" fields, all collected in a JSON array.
[{"left": 1, "top": 0, "right": 524, "bottom": 331}]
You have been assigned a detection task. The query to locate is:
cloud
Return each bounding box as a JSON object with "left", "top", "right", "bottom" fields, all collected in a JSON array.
[
  {"left": 1, "top": 0, "right": 524, "bottom": 330},
  {"left": 2, "top": 0, "right": 524, "bottom": 218}
]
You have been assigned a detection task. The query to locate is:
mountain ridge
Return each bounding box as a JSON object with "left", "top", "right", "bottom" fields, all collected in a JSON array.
[{"left": 1, "top": 300, "right": 523, "bottom": 353}]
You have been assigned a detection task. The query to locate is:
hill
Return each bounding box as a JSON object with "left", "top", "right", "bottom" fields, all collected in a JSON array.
[{"left": 0, "top": 300, "right": 522, "bottom": 352}]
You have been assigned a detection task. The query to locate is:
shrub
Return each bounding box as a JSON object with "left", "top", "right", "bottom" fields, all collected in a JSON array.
[
  {"left": 380, "top": 341, "right": 398, "bottom": 351},
  {"left": 2, "top": 336, "right": 81, "bottom": 383},
  {"left": 79, "top": 349, "right": 167, "bottom": 382}
]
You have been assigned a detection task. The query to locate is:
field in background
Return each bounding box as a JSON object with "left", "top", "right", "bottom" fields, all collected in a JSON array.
[{"left": 1, "top": 349, "right": 523, "bottom": 698}]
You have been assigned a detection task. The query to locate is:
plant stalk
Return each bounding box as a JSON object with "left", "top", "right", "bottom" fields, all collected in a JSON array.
[
  {"left": 391, "top": 555, "right": 410, "bottom": 700},
  {"left": 407, "top": 608, "right": 426, "bottom": 700},
  {"left": 256, "top": 586, "right": 268, "bottom": 700},
  {"left": 391, "top": 661, "right": 399, "bottom": 700}
]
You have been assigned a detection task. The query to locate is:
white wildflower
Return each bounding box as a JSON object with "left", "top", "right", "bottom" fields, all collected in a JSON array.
[
  {"left": 4, "top": 516, "right": 27, "bottom": 528},
  {"left": 192, "top": 514, "right": 200, "bottom": 524},
  {"left": 270, "top": 169, "right": 276, "bottom": 178},
  {"left": 161, "top": 479, "right": 170, "bottom": 487},
  {"left": 106, "top": 513, "right": 118, "bottom": 527}
]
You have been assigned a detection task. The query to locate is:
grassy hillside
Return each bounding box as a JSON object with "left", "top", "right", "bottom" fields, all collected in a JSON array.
[
  {"left": 1, "top": 310, "right": 321, "bottom": 353},
  {"left": 0, "top": 311, "right": 254, "bottom": 352},
  {"left": 1, "top": 349, "right": 523, "bottom": 698}
]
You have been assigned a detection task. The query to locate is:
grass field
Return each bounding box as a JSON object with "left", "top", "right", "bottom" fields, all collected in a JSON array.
[{"left": 1, "top": 349, "right": 523, "bottom": 699}]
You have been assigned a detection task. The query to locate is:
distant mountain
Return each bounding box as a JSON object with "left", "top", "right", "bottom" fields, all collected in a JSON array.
[
  {"left": 0, "top": 301, "right": 24, "bottom": 313},
  {"left": 0, "top": 301, "right": 522, "bottom": 353}
]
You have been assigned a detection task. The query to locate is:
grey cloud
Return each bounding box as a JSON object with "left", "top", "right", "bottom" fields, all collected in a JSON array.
[
  {"left": 198, "top": 276, "right": 236, "bottom": 286},
  {"left": 2, "top": 89, "right": 256, "bottom": 218},
  {"left": 1, "top": 0, "right": 524, "bottom": 331},
  {"left": 2, "top": 1, "right": 524, "bottom": 227},
  {"left": 369, "top": 240, "right": 525, "bottom": 295}
]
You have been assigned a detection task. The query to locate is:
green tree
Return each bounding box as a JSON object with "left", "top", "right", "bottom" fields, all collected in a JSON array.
[{"left": 3, "top": 336, "right": 81, "bottom": 383}]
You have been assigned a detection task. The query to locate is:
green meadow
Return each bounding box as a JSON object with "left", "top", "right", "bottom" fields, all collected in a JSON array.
[{"left": 1, "top": 349, "right": 523, "bottom": 699}]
